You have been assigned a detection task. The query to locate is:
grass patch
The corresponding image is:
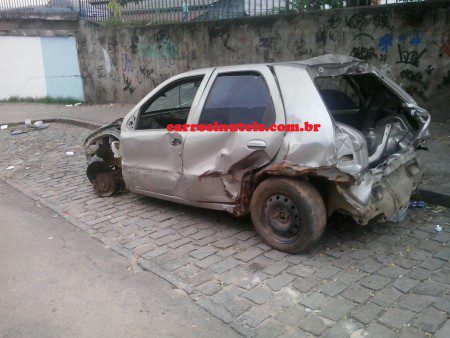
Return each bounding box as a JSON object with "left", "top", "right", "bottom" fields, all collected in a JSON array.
[
  {"left": 0, "top": 96, "right": 82, "bottom": 105},
  {"left": 99, "top": 18, "right": 170, "bottom": 27}
]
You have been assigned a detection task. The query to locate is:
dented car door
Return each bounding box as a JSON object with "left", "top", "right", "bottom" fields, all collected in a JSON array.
[{"left": 182, "top": 65, "right": 286, "bottom": 203}]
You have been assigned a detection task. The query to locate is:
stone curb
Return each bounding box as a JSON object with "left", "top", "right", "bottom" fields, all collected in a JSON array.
[
  {"left": 3, "top": 117, "right": 448, "bottom": 209},
  {"left": 0, "top": 177, "right": 250, "bottom": 337},
  {"left": 416, "top": 189, "right": 450, "bottom": 209},
  {"left": 3, "top": 118, "right": 101, "bottom": 131}
]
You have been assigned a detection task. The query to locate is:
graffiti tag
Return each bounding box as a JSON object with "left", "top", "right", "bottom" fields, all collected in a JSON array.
[{"left": 396, "top": 44, "right": 427, "bottom": 67}]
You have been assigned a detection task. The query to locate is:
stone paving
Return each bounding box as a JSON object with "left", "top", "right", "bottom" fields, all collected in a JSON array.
[{"left": 0, "top": 123, "right": 449, "bottom": 337}]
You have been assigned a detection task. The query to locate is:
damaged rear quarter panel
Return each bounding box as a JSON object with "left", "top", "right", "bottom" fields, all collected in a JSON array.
[{"left": 270, "top": 64, "right": 337, "bottom": 170}]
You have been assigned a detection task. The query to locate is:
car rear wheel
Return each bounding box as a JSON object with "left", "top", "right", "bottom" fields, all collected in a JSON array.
[
  {"left": 93, "top": 172, "right": 117, "bottom": 197},
  {"left": 250, "top": 178, "right": 326, "bottom": 253}
]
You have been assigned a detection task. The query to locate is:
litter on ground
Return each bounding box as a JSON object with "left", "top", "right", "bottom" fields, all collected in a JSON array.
[
  {"left": 30, "top": 122, "right": 50, "bottom": 130},
  {"left": 11, "top": 130, "right": 27, "bottom": 135},
  {"left": 409, "top": 200, "right": 426, "bottom": 208}
]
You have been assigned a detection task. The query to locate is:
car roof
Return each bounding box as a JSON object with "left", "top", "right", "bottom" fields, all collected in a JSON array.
[{"left": 178, "top": 54, "right": 362, "bottom": 77}]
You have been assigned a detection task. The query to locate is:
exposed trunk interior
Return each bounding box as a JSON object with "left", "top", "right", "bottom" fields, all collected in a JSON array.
[{"left": 315, "top": 73, "right": 421, "bottom": 168}]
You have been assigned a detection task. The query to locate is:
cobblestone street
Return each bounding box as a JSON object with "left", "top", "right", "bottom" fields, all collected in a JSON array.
[{"left": 0, "top": 123, "right": 449, "bottom": 337}]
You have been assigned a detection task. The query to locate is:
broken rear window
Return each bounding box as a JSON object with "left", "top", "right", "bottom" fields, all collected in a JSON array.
[
  {"left": 315, "top": 74, "right": 403, "bottom": 131},
  {"left": 199, "top": 72, "right": 276, "bottom": 127}
]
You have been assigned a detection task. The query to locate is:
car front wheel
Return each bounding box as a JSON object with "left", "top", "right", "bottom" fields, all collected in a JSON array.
[{"left": 250, "top": 178, "right": 326, "bottom": 253}]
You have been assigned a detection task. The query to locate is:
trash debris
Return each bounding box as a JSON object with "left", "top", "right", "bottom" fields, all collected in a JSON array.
[
  {"left": 65, "top": 104, "right": 73, "bottom": 107},
  {"left": 10, "top": 124, "right": 29, "bottom": 135},
  {"left": 409, "top": 200, "right": 426, "bottom": 208},
  {"left": 66, "top": 151, "right": 75, "bottom": 156},
  {"left": 48, "top": 237, "right": 53, "bottom": 240},
  {"left": 9, "top": 122, "right": 50, "bottom": 134},
  {"left": 432, "top": 206, "right": 446, "bottom": 213},
  {"left": 6, "top": 165, "right": 14, "bottom": 170},
  {"left": 36, "top": 123, "right": 49, "bottom": 130},
  {"left": 74, "top": 102, "right": 82, "bottom": 106},
  {"left": 25, "top": 119, "right": 31, "bottom": 125},
  {"left": 30, "top": 121, "right": 49, "bottom": 130},
  {"left": 10, "top": 130, "right": 27, "bottom": 135},
  {"left": 435, "top": 224, "right": 443, "bottom": 232},
  {"left": 0, "top": 125, "right": 7, "bottom": 130},
  {"left": 387, "top": 207, "right": 408, "bottom": 223}
]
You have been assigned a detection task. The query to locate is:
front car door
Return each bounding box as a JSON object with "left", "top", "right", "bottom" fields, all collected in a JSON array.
[
  {"left": 120, "top": 70, "right": 211, "bottom": 197},
  {"left": 182, "top": 65, "right": 286, "bottom": 204}
]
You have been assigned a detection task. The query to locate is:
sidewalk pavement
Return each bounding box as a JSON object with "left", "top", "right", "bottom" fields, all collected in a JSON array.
[
  {"left": 0, "top": 102, "right": 448, "bottom": 206},
  {"left": 0, "top": 180, "right": 239, "bottom": 338}
]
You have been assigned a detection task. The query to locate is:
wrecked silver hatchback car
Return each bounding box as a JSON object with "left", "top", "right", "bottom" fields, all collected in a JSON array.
[{"left": 84, "top": 54, "right": 430, "bottom": 253}]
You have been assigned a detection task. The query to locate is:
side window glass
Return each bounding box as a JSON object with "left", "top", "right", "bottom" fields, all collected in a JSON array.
[
  {"left": 199, "top": 73, "right": 275, "bottom": 126},
  {"left": 136, "top": 76, "right": 203, "bottom": 130}
]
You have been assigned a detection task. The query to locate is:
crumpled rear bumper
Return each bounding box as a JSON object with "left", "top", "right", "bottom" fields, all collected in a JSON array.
[{"left": 330, "top": 149, "right": 423, "bottom": 224}]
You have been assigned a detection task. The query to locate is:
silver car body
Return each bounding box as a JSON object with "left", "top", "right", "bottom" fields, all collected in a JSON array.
[{"left": 85, "top": 54, "right": 430, "bottom": 225}]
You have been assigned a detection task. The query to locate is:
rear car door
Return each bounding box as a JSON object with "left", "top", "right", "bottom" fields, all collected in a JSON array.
[
  {"left": 120, "top": 73, "right": 209, "bottom": 196},
  {"left": 182, "top": 65, "right": 285, "bottom": 203}
]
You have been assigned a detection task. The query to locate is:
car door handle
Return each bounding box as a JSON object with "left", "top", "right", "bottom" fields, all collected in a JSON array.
[
  {"left": 247, "top": 139, "right": 266, "bottom": 149},
  {"left": 170, "top": 138, "right": 182, "bottom": 147}
]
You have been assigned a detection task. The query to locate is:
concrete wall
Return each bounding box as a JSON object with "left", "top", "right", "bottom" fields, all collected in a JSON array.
[
  {"left": 40, "top": 36, "right": 84, "bottom": 99},
  {"left": 0, "top": 35, "right": 84, "bottom": 100},
  {"left": 0, "top": 17, "right": 78, "bottom": 38},
  {"left": 81, "top": 1, "right": 450, "bottom": 113},
  {"left": 0, "top": 36, "right": 47, "bottom": 100},
  {"left": 0, "top": 18, "right": 83, "bottom": 101}
]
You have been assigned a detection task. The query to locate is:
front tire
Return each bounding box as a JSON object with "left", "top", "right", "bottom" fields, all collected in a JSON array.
[
  {"left": 93, "top": 172, "right": 117, "bottom": 197},
  {"left": 250, "top": 178, "right": 326, "bottom": 253}
]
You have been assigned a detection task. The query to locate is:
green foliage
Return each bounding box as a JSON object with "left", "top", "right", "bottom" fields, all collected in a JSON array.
[
  {"left": 292, "top": 0, "right": 339, "bottom": 11},
  {"left": 117, "top": 0, "right": 142, "bottom": 5},
  {"left": 107, "top": 0, "right": 121, "bottom": 18},
  {"left": 100, "top": 18, "right": 124, "bottom": 27},
  {"left": 272, "top": 0, "right": 361, "bottom": 13},
  {"left": 100, "top": 19, "right": 170, "bottom": 27},
  {"left": 108, "top": 0, "right": 142, "bottom": 11}
]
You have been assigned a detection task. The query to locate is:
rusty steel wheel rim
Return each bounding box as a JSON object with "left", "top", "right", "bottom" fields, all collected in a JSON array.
[
  {"left": 263, "top": 193, "right": 302, "bottom": 244},
  {"left": 94, "top": 172, "right": 116, "bottom": 197}
]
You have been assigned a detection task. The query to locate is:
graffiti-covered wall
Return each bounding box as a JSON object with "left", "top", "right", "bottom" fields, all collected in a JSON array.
[{"left": 78, "top": 1, "right": 449, "bottom": 114}]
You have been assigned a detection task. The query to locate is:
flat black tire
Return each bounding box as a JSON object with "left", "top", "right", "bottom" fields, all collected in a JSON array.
[{"left": 250, "top": 178, "right": 326, "bottom": 253}]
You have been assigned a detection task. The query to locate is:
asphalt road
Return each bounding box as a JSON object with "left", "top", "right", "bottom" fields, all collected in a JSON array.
[{"left": 0, "top": 181, "right": 238, "bottom": 338}]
